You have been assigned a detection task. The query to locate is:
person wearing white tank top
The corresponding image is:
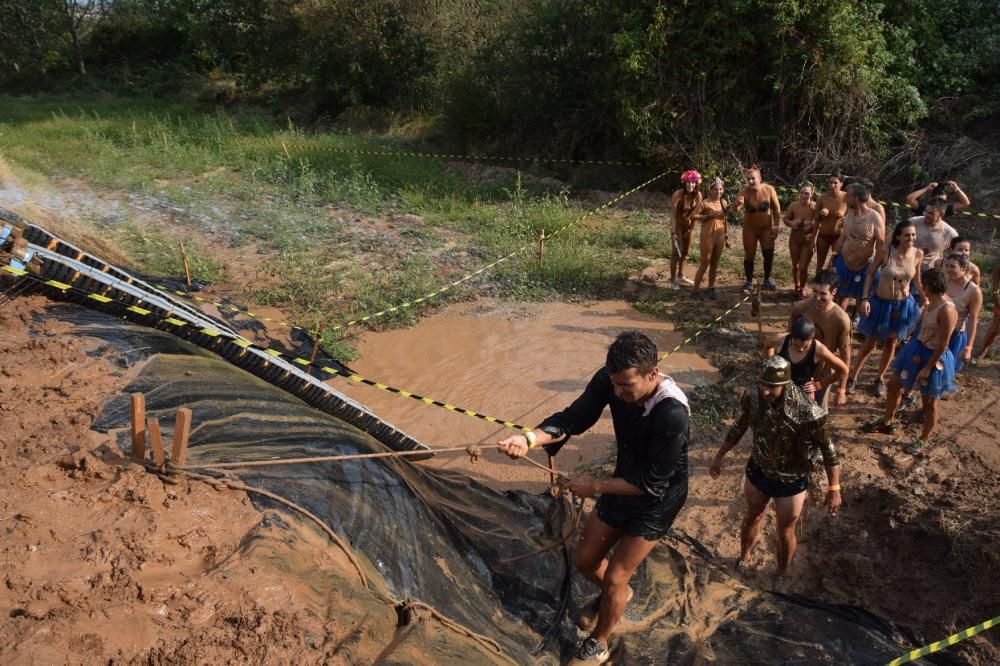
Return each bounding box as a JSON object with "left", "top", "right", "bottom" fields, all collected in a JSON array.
[{"left": 863, "top": 268, "right": 958, "bottom": 455}]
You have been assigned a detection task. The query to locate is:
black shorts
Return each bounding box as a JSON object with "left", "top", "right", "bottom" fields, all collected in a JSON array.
[
  {"left": 595, "top": 488, "right": 687, "bottom": 540},
  {"left": 745, "top": 459, "right": 808, "bottom": 498}
]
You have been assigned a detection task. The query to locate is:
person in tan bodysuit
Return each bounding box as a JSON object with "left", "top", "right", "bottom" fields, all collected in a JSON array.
[
  {"left": 734, "top": 166, "right": 782, "bottom": 292},
  {"left": 691, "top": 178, "right": 729, "bottom": 299},
  {"left": 814, "top": 174, "right": 848, "bottom": 271},
  {"left": 782, "top": 182, "right": 817, "bottom": 299},
  {"left": 943, "top": 253, "right": 982, "bottom": 371},
  {"left": 670, "top": 170, "right": 704, "bottom": 289},
  {"left": 829, "top": 182, "right": 885, "bottom": 311}
]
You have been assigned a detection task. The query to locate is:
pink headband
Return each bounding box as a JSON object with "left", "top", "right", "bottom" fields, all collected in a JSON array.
[{"left": 681, "top": 170, "right": 702, "bottom": 184}]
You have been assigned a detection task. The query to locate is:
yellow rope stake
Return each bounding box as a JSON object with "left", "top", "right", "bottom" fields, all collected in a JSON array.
[{"left": 886, "top": 615, "right": 999, "bottom": 665}]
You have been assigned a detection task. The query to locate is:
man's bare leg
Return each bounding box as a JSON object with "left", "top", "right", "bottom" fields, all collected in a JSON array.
[
  {"left": 740, "top": 476, "right": 771, "bottom": 563},
  {"left": 591, "top": 535, "right": 659, "bottom": 645},
  {"left": 773, "top": 491, "right": 807, "bottom": 576},
  {"left": 573, "top": 510, "right": 624, "bottom": 589}
]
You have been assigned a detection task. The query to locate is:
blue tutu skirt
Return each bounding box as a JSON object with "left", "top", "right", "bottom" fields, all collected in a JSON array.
[
  {"left": 949, "top": 328, "right": 969, "bottom": 372},
  {"left": 833, "top": 255, "right": 870, "bottom": 299},
  {"left": 891, "top": 338, "right": 957, "bottom": 398},
  {"left": 858, "top": 293, "right": 920, "bottom": 341}
]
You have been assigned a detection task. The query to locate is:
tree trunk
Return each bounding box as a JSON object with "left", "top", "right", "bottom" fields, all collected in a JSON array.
[{"left": 68, "top": 25, "right": 85, "bottom": 76}]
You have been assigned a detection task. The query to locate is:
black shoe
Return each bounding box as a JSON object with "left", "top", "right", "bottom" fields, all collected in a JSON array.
[
  {"left": 763, "top": 279, "right": 777, "bottom": 291},
  {"left": 707, "top": 288, "right": 718, "bottom": 300},
  {"left": 570, "top": 637, "right": 611, "bottom": 665}
]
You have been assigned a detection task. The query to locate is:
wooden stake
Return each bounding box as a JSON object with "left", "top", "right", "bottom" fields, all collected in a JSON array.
[
  {"left": 309, "top": 324, "right": 325, "bottom": 365},
  {"left": 130, "top": 393, "right": 146, "bottom": 461},
  {"left": 538, "top": 229, "right": 546, "bottom": 268},
  {"left": 547, "top": 453, "right": 559, "bottom": 498},
  {"left": 755, "top": 281, "right": 764, "bottom": 351},
  {"left": 148, "top": 417, "right": 165, "bottom": 467},
  {"left": 178, "top": 241, "right": 192, "bottom": 287},
  {"left": 282, "top": 141, "right": 291, "bottom": 159},
  {"left": 171, "top": 408, "right": 192, "bottom": 466}
]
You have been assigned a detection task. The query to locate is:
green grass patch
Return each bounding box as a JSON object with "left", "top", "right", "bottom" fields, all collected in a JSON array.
[{"left": 116, "top": 223, "right": 224, "bottom": 283}]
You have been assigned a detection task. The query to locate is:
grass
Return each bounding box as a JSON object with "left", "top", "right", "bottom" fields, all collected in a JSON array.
[{"left": 0, "top": 93, "right": 673, "bottom": 359}]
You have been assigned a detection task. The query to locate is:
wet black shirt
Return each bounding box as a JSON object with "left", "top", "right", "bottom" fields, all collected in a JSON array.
[{"left": 537, "top": 369, "right": 689, "bottom": 535}]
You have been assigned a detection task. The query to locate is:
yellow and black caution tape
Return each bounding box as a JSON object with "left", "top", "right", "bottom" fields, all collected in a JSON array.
[
  {"left": 153, "top": 169, "right": 671, "bottom": 336},
  {"left": 2, "top": 263, "right": 530, "bottom": 430},
  {"left": 4, "top": 251, "right": 749, "bottom": 434},
  {"left": 886, "top": 615, "right": 999, "bottom": 665},
  {"left": 225, "top": 134, "right": 645, "bottom": 168},
  {"left": 660, "top": 295, "right": 751, "bottom": 357}
]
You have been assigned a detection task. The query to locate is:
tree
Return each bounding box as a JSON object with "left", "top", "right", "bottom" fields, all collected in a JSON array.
[{"left": 60, "top": 0, "right": 113, "bottom": 76}]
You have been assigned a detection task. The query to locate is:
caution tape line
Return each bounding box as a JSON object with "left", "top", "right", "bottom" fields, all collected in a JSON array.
[
  {"left": 220, "top": 135, "right": 645, "bottom": 168},
  {"left": 661, "top": 295, "right": 751, "bottom": 356},
  {"left": 147, "top": 169, "right": 671, "bottom": 338},
  {"left": 772, "top": 185, "right": 1000, "bottom": 220},
  {"left": 886, "top": 615, "right": 999, "bottom": 665},
  {"left": 0, "top": 263, "right": 531, "bottom": 432}
]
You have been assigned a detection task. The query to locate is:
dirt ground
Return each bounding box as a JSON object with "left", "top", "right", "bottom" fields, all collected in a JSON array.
[{"left": 2, "top": 164, "right": 999, "bottom": 663}]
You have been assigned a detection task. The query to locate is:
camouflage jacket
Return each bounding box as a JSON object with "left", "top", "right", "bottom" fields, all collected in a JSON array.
[{"left": 724, "top": 382, "right": 838, "bottom": 482}]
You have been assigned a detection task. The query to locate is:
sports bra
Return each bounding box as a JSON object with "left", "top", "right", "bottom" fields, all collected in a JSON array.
[{"left": 744, "top": 188, "right": 771, "bottom": 214}]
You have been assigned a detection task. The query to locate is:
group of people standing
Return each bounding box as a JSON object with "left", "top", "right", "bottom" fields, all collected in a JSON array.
[{"left": 492, "top": 171, "right": 995, "bottom": 664}]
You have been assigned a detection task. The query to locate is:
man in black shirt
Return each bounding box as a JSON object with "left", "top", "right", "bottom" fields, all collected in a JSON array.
[{"left": 499, "top": 331, "right": 689, "bottom": 665}]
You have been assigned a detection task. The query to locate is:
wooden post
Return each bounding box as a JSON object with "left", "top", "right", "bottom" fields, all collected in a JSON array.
[
  {"left": 148, "top": 417, "right": 165, "bottom": 467},
  {"left": 309, "top": 324, "right": 325, "bottom": 365},
  {"left": 547, "top": 453, "right": 559, "bottom": 498},
  {"left": 538, "top": 229, "right": 546, "bottom": 268},
  {"left": 282, "top": 141, "right": 291, "bottom": 159},
  {"left": 755, "top": 281, "right": 764, "bottom": 351},
  {"left": 178, "top": 241, "right": 192, "bottom": 287},
  {"left": 130, "top": 393, "right": 146, "bottom": 461},
  {"left": 171, "top": 408, "right": 192, "bottom": 466}
]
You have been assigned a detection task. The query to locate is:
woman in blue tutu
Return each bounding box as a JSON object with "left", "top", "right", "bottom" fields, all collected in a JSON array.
[
  {"left": 846, "top": 219, "right": 923, "bottom": 397},
  {"left": 864, "top": 268, "right": 957, "bottom": 455},
  {"left": 943, "top": 253, "right": 982, "bottom": 372}
]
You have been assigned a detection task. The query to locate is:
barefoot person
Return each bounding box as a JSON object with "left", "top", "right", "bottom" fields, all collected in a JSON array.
[
  {"left": 848, "top": 219, "right": 923, "bottom": 397},
  {"left": 864, "top": 268, "right": 958, "bottom": 455},
  {"left": 709, "top": 356, "right": 842, "bottom": 589},
  {"left": 789, "top": 270, "right": 851, "bottom": 407},
  {"left": 691, "top": 177, "right": 730, "bottom": 299},
  {"left": 734, "top": 166, "right": 782, "bottom": 292},
  {"left": 763, "top": 316, "right": 848, "bottom": 402},
  {"left": 670, "top": 170, "right": 703, "bottom": 289},
  {"left": 783, "top": 182, "right": 818, "bottom": 299},
  {"left": 498, "top": 331, "right": 689, "bottom": 665},
  {"left": 943, "top": 253, "right": 982, "bottom": 372},
  {"left": 814, "top": 173, "right": 848, "bottom": 270},
  {"left": 829, "top": 182, "right": 885, "bottom": 313},
  {"left": 976, "top": 263, "right": 1000, "bottom": 360}
]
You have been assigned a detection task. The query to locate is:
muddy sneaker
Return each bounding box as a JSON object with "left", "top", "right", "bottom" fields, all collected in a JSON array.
[
  {"left": 679, "top": 275, "right": 694, "bottom": 286},
  {"left": 772, "top": 575, "right": 787, "bottom": 594},
  {"left": 570, "top": 637, "right": 611, "bottom": 665},
  {"left": 904, "top": 438, "right": 929, "bottom": 456},
  {"left": 577, "top": 587, "right": 633, "bottom": 631},
  {"left": 862, "top": 418, "right": 896, "bottom": 435},
  {"left": 742, "top": 281, "right": 753, "bottom": 293},
  {"left": 763, "top": 279, "right": 777, "bottom": 291},
  {"left": 873, "top": 378, "right": 886, "bottom": 398},
  {"left": 707, "top": 288, "right": 718, "bottom": 300},
  {"left": 671, "top": 280, "right": 680, "bottom": 290}
]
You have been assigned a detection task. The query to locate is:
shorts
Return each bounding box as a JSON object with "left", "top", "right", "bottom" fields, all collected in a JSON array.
[
  {"left": 891, "top": 338, "right": 957, "bottom": 398},
  {"left": 833, "top": 254, "right": 870, "bottom": 300},
  {"left": 596, "top": 487, "right": 687, "bottom": 540},
  {"left": 745, "top": 458, "right": 808, "bottom": 498}
]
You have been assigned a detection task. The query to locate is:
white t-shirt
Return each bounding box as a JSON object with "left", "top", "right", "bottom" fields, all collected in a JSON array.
[{"left": 911, "top": 216, "right": 958, "bottom": 270}]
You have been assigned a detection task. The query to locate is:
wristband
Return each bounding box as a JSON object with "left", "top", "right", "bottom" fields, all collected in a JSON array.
[
  {"left": 828, "top": 484, "right": 841, "bottom": 492},
  {"left": 524, "top": 430, "right": 537, "bottom": 449}
]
